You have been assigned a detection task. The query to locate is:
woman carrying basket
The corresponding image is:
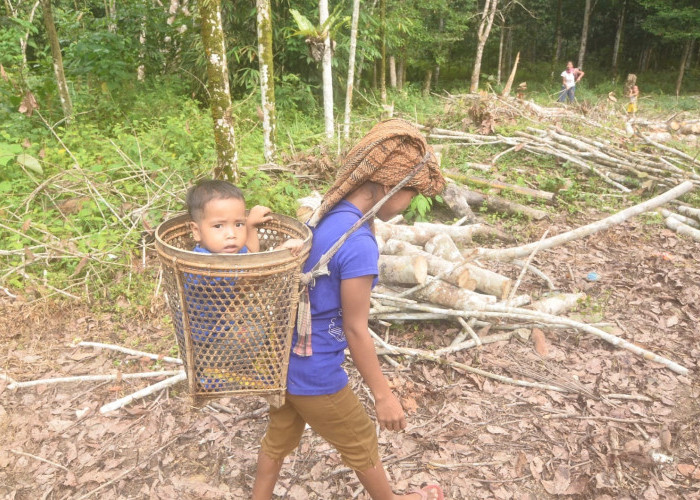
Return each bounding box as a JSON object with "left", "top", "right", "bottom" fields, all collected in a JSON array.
[{"left": 252, "top": 119, "right": 446, "bottom": 500}]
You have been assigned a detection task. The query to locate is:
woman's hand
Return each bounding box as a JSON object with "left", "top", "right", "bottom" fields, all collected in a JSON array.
[
  {"left": 341, "top": 276, "right": 408, "bottom": 432},
  {"left": 374, "top": 392, "right": 406, "bottom": 432}
]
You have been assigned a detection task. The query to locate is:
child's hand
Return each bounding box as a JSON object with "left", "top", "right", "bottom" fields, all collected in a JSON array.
[
  {"left": 247, "top": 205, "right": 273, "bottom": 227},
  {"left": 279, "top": 238, "right": 304, "bottom": 256}
]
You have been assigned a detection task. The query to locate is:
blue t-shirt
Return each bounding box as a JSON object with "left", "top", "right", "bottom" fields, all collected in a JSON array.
[
  {"left": 185, "top": 245, "right": 248, "bottom": 341},
  {"left": 287, "top": 200, "right": 379, "bottom": 396}
]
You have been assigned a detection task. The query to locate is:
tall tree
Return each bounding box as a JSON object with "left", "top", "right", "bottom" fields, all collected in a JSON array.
[
  {"left": 640, "top": 0, "right": 700, "bottom": 95},
  {"left": 199, "top": 0, "right": 238, "bottom": 181},
  {"left": 257, "top": 0, "right": 276, "bottom": 163},
  {"left": 551, "top": 0, "right": 562, "bottom": 76},
  {"left": 379, "top": 0, "right": 386, "bottom": 103},
  {"left": 470, "top": 0, "right": 498, "bottom": 93},
  {"left": 611, "top": 0, "right": 627, "bottom": 76},
  {"left": 577, "top": 0, "right": 592, "bottom": 68},
  {"left": 40, "top": 0, "right": 72, "bottom": 123},
  {"left": 343, "top": 0, "right": 361, "bottom": 140},
  {"left": 319, "top": 0, "right": 334, "bottom": 139}
]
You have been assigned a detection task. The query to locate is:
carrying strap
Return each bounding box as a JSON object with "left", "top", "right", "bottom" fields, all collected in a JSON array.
[{"left": 292, "top": 152, "right": 433, "bottom": 356}]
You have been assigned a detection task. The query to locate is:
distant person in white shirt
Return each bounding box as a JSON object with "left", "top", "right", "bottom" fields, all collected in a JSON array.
[{"left": 557, "top": 61, "right": 584, "bottom": 104}]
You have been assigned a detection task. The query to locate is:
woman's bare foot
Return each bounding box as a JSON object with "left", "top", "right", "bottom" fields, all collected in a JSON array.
[{"left": 405, "top": 484, "right": 444, "bottom": 500}]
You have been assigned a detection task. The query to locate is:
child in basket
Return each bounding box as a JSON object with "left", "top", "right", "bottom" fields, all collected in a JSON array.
[
  {"left": 185, "top": 179, "right": 303, "bottom": 390},
  {"left": 252, "top": 119, "right": 446, "bottom": 500}
]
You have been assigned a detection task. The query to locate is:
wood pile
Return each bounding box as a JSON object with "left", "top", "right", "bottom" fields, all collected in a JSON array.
[
  {"left": 298, "top": 181, "right": 695, "bottom": 392},
  {"left": 418, "top": 123, "right": 700, "bottom": 194}
]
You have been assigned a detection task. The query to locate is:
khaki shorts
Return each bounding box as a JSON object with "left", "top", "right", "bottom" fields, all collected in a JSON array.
[{"left": 260, "top": 385, "right": 379, "bottom": 471}]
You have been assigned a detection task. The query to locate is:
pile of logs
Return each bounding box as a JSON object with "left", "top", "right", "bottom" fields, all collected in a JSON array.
[
  {"left": 297, "top": 182, "right": 694, "bottom": 392},
  {"left": 419, "top": 123, "right": 700, "bottom": 195},
  {"left": 629, "top": 118, "right": 700, "bottom": 143}
]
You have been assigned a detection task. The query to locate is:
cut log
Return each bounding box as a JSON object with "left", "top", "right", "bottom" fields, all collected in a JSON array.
[
  {"left": 375, "top": 219, "right": 483, "bottom": 246},
  {"left": 414, "top": 280, "right": 497, "bottom": 310},
  {"left": 441, "top": 183, "right": 477, "bottom": 221},
  {"left": 444, "top": 183, "right": 548, "bottom": 220},
  {"left": 424, "top": 233, "right": 462, "bottom": 261},
  {"left": 462, "top": 175, "right": 556, "bottom": 203},
  {"left": 382, "top": 239, "right": 475, "bottom": 289},
  {"left": 477, "top": 181, "right": 695, "bottom": 261},
  {"left": 530, "top": 293, "right": 586, "bottom": 316},
  {"left": 675, "top": 205, "right": 700, "bottom": 221},
  {"left": 378, "top": 254, "right": 428, "bottom": 285},
  {"left": 659, "top": 208, "right": 700, "bottom": 229},
  {"left": 462, "top": 263, "right": 512, "bottom": 300},
  {"left": 664, "top": 216, "right": 700, "bottom": 242}
]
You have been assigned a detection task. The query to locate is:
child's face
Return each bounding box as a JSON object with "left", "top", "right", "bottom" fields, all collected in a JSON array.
[
  {"left": 377, "top": 188, "right": 417, "bottom": 221},
  {"left": 191, "top": 197, "right": 248, "bottom": 253}
]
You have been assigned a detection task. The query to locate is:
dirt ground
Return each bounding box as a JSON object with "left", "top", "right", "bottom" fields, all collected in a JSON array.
[{"left": 1, "top": 207, "right": 699, "bottom": 500}]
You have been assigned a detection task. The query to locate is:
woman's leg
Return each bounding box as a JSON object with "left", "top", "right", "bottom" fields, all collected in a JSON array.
[
  {"left": 252, "top": 397, "right": 306, "bottom": 500},
  {"left": 557, "top": 85, "right": 567, "bottom": 102},
  {"left": 568, "top": 85, "right": 576, "bottom": 103},
  {"left": 252, "top": 450, "right": 284, "bottom": 500}
]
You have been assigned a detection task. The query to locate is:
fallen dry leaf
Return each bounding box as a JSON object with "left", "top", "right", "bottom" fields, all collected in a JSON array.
[{"left": 531, "top": 328, "right": 549, "bottom": 356}]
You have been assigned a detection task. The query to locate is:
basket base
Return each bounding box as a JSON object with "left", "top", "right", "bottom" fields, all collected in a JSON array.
[{"left": 188, "top": 389, "right": 286, "bottom": 409}]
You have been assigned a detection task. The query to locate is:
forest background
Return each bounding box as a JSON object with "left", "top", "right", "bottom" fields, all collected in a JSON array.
[{"left": 0, "top": 0, "right": 699, "bottom": 304}]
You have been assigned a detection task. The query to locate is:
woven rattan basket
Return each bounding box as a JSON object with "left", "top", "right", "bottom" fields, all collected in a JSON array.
[{"left": 155, "top": 213, "right": 311, "bottom": 407}]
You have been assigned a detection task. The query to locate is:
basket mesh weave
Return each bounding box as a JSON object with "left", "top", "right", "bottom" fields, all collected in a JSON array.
[{"left": 155, "top": 213, "right": 311, "bottom": 405}]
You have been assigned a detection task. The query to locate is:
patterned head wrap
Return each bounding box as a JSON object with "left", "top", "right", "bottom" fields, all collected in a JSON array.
[{"left": 307, "top": 119, "right": 445, "bottom": 227}]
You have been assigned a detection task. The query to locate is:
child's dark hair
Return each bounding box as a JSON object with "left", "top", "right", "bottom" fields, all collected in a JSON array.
[{"left": 186, "top": 179, "right": 244, "bottom": 222}]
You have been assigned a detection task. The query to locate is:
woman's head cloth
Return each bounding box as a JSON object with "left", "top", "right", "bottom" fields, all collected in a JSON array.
[{"left": 308, "top": 119, "right": 445, "bottom": 227}]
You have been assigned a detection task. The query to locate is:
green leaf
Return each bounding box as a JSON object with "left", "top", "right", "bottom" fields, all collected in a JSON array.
[
  {"left": 0, "top": 142, "right": 23, "bottom": 167},
  {"left": 16, "top": 154, "right": 43, "bottom": 175},
  {"left": 289, "top": 9, "right": 317, "bottom": 37}
]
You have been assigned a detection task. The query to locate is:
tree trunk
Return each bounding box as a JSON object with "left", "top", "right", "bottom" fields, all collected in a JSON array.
[
  {"left": 684, "top": 38, "right": 695, "bottom": 71},
  {"left": 422, "top": 69, "right": 432, "bottom": 97},
  {"left": 577, "top": 0, "right": 592, "bottom": 68},
  {"left": 320, "top": 0, "right": 334, "bottom": 139},
  {"left": 676, "top": 39, "right": 692, "bottom": 97},
  {"left": 497, "top": 21, "right": 505, "bottom": 85},
  {"left": 137, "top": 16, "right": 146, "bottom": 81},
  {"left": 389, "top": 55, "right": 397, "bottom": 88},
  {"left": 17, "top": 1, "right": 41, "bottom": 70},
  {"left": 257, "top": 0, "right": 277, "bottom": 163},
  {"left": 611, "top": 0, "right": 626, "bottom": 76},
  {"left": 379, "top": 0, "right": 387, "bottom": 103},
  {"left": 343, "top": 0, "right": 361, "bottom": 141},
  {"left": 470, "top": 0, "right": 498, "bottom": 93},
  {"left": 105, "top": 0, "right": 116, "bottom": 33},
  {"left": 397, "top": 56, "right": 404, "bottom": 90},
  {"left": 500, "top": 50, "right": 519, "bottom": 97},
  {"left": 551, "top": 0, "right": 562, "bottom": 75},
  {"left": 199, "top": 0, "right": 238, "bottom": 181},
  {"left": 372, "top": 59, "right": 378, "bottom": 89},
  {"left": 41, "top": 0, "right": 73, "bottom": 123}
]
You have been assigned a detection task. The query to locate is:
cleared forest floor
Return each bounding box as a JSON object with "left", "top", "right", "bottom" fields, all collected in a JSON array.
[{"left": 2, "top": 102, "right": 700, "bottom": 499}]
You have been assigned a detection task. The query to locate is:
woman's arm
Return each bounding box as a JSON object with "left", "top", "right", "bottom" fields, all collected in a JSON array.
[
  {"left": 341, "top": 276, "right": 406, "bottom": 431},
  {"left": 575, "top": 69, "right": 585, "bottom": 83}
]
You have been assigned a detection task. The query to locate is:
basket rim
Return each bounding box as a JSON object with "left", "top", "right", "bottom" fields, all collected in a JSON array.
[{"left": 155, "top": 212, "right": 312, "bottom": 267}]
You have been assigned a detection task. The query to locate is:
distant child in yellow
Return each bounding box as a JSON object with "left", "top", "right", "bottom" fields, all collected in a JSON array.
[{"left": 625, "top": 74, "right": 639, "bottom": 115}]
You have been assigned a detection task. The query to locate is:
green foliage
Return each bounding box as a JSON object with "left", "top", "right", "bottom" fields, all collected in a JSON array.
[
  {"left": 288, "top": 6, "right": 349, "bottom": 40},
  {"left": 404, "top": 194, "right": 438, "bottom": 222}
]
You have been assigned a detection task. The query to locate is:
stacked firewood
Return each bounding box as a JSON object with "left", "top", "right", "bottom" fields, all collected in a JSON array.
[{"left": 297, "top": 180, "right": 694, "bottom": 385}]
